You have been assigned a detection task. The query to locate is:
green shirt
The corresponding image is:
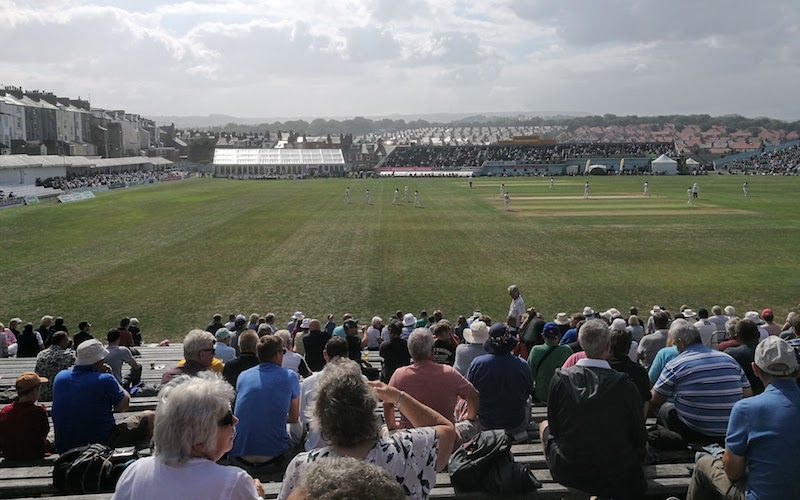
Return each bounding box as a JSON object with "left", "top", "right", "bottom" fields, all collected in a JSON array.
[{"left": 528, "top": 344, "right": 573, "bottom": 403}]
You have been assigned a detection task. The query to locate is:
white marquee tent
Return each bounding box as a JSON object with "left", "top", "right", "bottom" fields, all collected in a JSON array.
[{"left": 651, "top": 154, "right": 678, "bottom": 175}]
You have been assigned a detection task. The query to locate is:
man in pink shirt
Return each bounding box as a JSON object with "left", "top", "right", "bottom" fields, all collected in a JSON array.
[{"left": 385, "top": 328, "right": 479, "bottom": 435}]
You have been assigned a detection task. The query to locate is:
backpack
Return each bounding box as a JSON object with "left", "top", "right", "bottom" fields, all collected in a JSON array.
[
  {"left": 448, "top": 429, "right": 541, "bottom": 495},
  {"left": 53, "top": 444, "right": 137, "bottom": 493}
]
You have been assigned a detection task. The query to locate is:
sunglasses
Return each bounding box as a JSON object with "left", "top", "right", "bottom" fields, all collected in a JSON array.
[{"left": 218, "top": 409, "right": 234, "bottom": 427}]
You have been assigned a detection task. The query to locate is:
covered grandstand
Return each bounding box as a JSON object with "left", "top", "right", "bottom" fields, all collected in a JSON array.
[
  {"left": 213, "top": 148, "right": 346, "bottom": 177},
  {"left": 0, "top": 154, "right": 173, "bottom": 185}
]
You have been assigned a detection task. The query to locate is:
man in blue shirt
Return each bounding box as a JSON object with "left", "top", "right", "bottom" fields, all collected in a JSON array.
[
  {"left": 229, "top": 335, "right": 301, "bottom": 478},
  {"left": 687, "top": 336, "right": 800, "bottom": 500},
  {"left": 52, "top": 339, "right": 153, "bottom": 453},
  {"left": 465, "top": 323, "right": 531, "bottom": 439}
]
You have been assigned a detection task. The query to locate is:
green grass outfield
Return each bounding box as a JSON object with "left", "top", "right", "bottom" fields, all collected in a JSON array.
[{"left": 1, "top": 175, "right": 798, "bottom": 342}]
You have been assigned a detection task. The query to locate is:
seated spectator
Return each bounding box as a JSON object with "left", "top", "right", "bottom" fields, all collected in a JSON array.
[
  {"left": 0, "top": 325, "right": 6, "bottom": 358},
  {"left": 0, "top": 321, "right": 15, "bottom": 348},
  {"left": 466, "top": 323, "right": 531, "bottom": 438},
  {"left": 52, "top": 339, "right": 154, "bottom": 453},
  {"left": 37, "top": 315, "right": 53, "bottom": 347},
  {"left": 379, "top": 321, "right": 411, "bottom": 383},
  {"left": 230, "top": 315, "right": 248, "bottom": 351},
  {"left": 638, "top": 311, "right": 670, "bottom": 369},
  {"left": 431, "top": 321, "right": 456, "bottom": 365},
  {"left": 214, "top": 328, "right": 237, "bottom": 363},
  {"left": 365, "top": 317, "right": 384, "bottom": 350},
  {"left": 558, "top": 313, "right": 584, "bottom": 346},
  {"left": 275, "top": 330, "right": 311, "bottom": 377},
  {"left": 650, "top": 323, "right": 752, "bottom": 446},
  {"left": 687, "top": 336, "right": 800, "bottom": 500},
  {"left": 779, "top": 311, "right": 799, "bottom": 340},
  {"left": 401, "top": 313, "right": 416, "bottom": 340},
  {"left": 716, "top": 318, "right": 742, "bottom": 351},
  {"left": 205, "top": 313, "right": 225, "bottom": 336},
  {"left": 648, "top": 319, "right": 683, "bottom": 385},
  {"left": 105, "top": 329, "right": 141, "bottom": 388},
  {"left": 73, "top": 321, "right": 94, "bottom": 349},
  {"left": 248, "top": 313, "right": 260, "bottom": 331},
  {"left": 342, "top": 319, "right": 364, "bottom": 362},
  {"left": 453, "top": 321, "right": 489, "bottom": 376},
  {"left": 385, "top": 328, "right": 478, "bottom": 434},
  {"left": 162, "top": 330, "right": 216, "bottom": 385},
  {"left": 626, "top": 314, "right": 644, "bottom": 343},
  {"left": 34, "top": 331, "right": 76, "bottom": 401},
  {"left": 709, "top": 305, "right": 728, "bottom": 332},
  {"left": 453, "top": 315, "right": 469, "bottom": 343},
  {"left": 608, "top": 328, "right": 652, "bottom": 415},
  {"left": 323, "top": 314, "right": 336, "bottom": 336},
  {"left": 129, "top": 318, "right": 142, "bottom": 346},
  {"left": 0, "top": 373, "right": 49, "bottom": 460},
  {"left": 278, "top": 361, "right": 457, "bottom": 500},
  {"left": 293, "top": 319, "right": 311, "bottom": 356},
  {"left": 229, "top": 335, "right": 302, "bottom": 478},
  {"left": 299, "top": 338, "right": 349, "bottom": 451},
  {"left": 112, "top": 374, "right": 263, "bottom": 500},
  {"left": 118, "top": 317, "right": 134, "bottom": 347},
  {"left": 724, "top": 319, "right": 765, "bottom": 395},
  {"left": 520, "top": 308, "right": 546, "bottom": 349},
  {"left": 286, "top": 457, "right": 403, "bottom": 500},
  {"left": 528, "top": 322, "right": 572, "bottom": 404},
  {"left": 694, "top": 308, "right": 718, "bottom": 346},
  {"left": 302, "top": 320, "right": 331, "bottom": 372},
  {"left": 540, "top": 319, "right": 646, "bottom": 499},
  {"left": 16, "top": 322, "right": 44, "bottom": 358},
  {"left": 759, "top": 308, "right": 781, "bottom": 337},
  {"left": 223, "top": 330, "right": 260, "bottom": 389}
]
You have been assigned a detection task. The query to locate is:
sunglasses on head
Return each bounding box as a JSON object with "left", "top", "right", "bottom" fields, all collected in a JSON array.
[{"left": 218, "top": 409, "right": 234, "bottom": 427}]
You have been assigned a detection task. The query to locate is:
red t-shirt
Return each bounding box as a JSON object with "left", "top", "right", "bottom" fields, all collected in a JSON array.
[
  {"left": 389, "top": 360, "right": 477, "bottom": 428},
  {"left": 0, "top": 401, "right": 49, "bottom": 460}
]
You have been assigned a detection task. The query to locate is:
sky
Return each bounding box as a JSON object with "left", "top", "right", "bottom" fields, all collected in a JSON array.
[{"left": 2, "top": 0, "right": 799, "bottom": 120}]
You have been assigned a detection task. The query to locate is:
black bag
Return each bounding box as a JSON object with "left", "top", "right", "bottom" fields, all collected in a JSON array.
[
  {"left": 448, "top": 429, "right": 541, "bottom": 495},
  {"left": 358, "top": 359, "right": 380, "bottom": 381},
  {"left": 53, "top": 444, "right": 137, "bottom": 493}
]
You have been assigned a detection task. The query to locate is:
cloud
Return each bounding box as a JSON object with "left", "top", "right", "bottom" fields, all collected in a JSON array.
[{"left": 0, "top": 0, "right": 797, "bottom": 119}]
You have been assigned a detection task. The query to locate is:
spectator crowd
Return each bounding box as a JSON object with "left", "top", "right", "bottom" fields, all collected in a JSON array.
[
  {"left": 726, "top": 144, "right": 800, "bottom": 175},
  {"left": 39, "top": 170, "right": 188, "bottom": 191},
  {"left": 1, "top": 291, "right": 799, "bottom": 499},
  {"left": 380, "top": 142, "right": 676, "bottom": 170}
]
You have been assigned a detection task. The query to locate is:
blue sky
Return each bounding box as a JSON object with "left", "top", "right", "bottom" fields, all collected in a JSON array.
[{"left": 2, "top": 0, "right": 799, "bottom": 119}]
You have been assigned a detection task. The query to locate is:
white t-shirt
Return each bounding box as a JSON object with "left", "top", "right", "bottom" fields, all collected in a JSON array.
[
  {"left": 694, "top": 319, "right": 718, "bottom": 347},
  {"left": 112, "top": 456, "right": 259, "bottom": 500},
  {"left": 281, "top": 350, "right": 308, "bottom": 376},
  {"left": 278, "top": 428, "right": 439, "bottom": 500}
]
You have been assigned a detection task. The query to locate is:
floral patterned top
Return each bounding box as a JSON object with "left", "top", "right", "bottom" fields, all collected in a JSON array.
[
  {"left": 34, "top": 345, "right": 76, "bottom": 401},
  {"left": 278, "top": 427, "right": 439, "bottom": 499}
]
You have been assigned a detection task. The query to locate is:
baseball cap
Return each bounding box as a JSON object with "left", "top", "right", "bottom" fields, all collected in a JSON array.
[
  {"left": 542, "top": 322, "right": 560, "bottom": 338},
  {"left": 343, "top": 319, "right": 359, "bottom": 330},
  {"left": 215, "top": 328, "right": 232, "bottom": 340},
  {"left": 16, "top": 372, "right": 48, "bottom": 394},
  {"left": 489, "top": 322, "right": 508, "bottom": 338},
  {"left": 761, "top": 308, "right": 774, "bottom": 320},
  {"left": 75, "top": 339, "right": 110, "bottom": 366},
  {"left": 78, "top": 321, "right": 92, "bottom": 329},
  {"left": 755, "top": 336, "right": 798, "bottom": 376}
]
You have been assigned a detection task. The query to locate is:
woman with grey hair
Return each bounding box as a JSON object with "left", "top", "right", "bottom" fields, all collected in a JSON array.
[
  {"left": 112, "top": 374, "right": 263, "bottom": 500},
  {"left": 278, "top": 360, "right": 457, "bottom": 499}
]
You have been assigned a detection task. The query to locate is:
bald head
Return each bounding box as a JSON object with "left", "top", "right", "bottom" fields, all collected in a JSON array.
[{"left": 308, "top": 319, "right": 321, "bottom": 332}]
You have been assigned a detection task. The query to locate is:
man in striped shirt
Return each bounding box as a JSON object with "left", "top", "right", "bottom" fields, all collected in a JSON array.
[{"left": 650, "top": 323, "right": 751, "bottom": 445}]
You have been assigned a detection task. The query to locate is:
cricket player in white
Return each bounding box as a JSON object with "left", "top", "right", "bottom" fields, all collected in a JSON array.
[
  {"left": 392, "top": 188, "right": 400, "bottom": 205},
  {"left": 643, "top": 181, "right": 649, "bottom": 197},
  {"left": 503, "top": 191, "right": 510, "bottom": 211},
  {"left": 345, "top": 186, "right": 351, "bottom": 203},
  {"left": 549, "top": 177, "right": 555, "bottom": 191},
  {"left": 583, "top": 181, "right": 590, "bottom": 199},
  {"left": 414, "top": 190, "right": 422, "bottom": 207},
  {"left": 743, "top": 182, "right": 749, "bottom": 197}
]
